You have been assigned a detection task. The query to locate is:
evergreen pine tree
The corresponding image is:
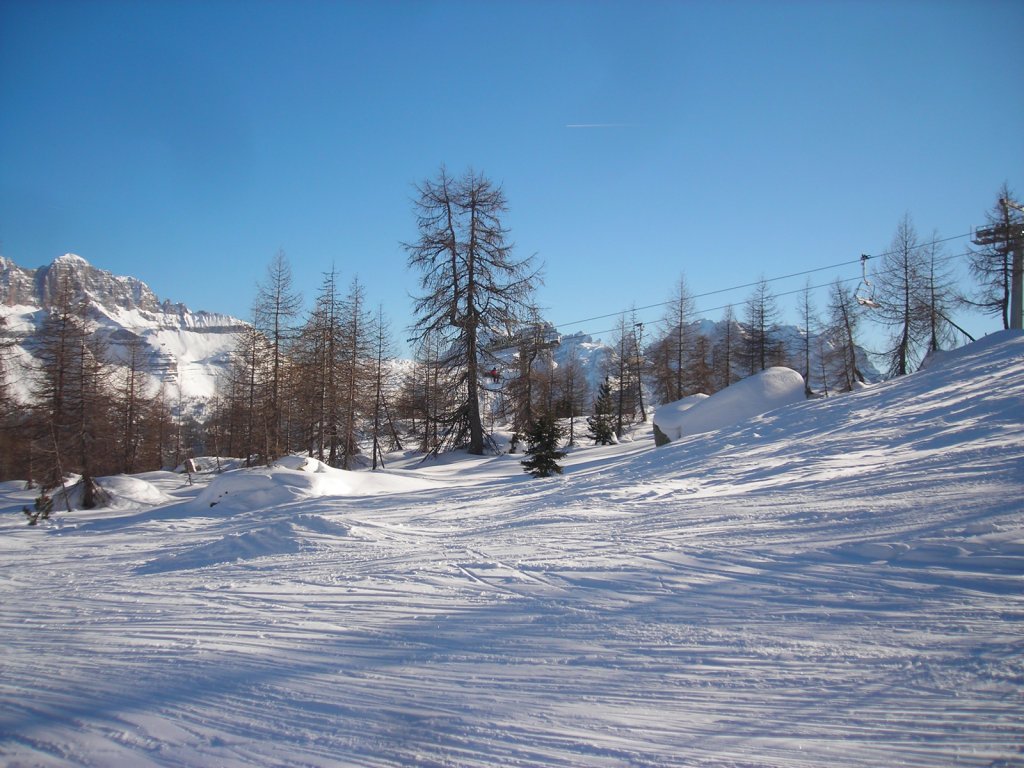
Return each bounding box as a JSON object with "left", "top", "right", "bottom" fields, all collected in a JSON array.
[
  {"left": 521, "top": 413, "right": 567, "bottom": 478},
  {"left": 586, "top": 378, "right": 617, "bottom": 445}
]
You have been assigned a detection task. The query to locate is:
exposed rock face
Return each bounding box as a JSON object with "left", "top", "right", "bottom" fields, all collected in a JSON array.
[
  {"left": 1, "top": 253, "right": 239, "bottom": 327},
  {"left": 0, "top": 256, "right": 36, "bottom": 307},
  {"left": 0, "top": 253, "right": 246, "bottom": 405},
  {"left": 39, "top": 253, "right": 162, "bottom": 312}
]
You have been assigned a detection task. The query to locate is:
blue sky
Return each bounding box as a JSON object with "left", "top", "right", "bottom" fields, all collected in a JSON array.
[{"left": 2, "top": 0, "right": 1022, "bottom": 353}]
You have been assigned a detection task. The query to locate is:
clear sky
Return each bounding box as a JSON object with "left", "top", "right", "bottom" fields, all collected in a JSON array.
[{"left": 2, "top": 0, "right": 1022, "bottom": 353}]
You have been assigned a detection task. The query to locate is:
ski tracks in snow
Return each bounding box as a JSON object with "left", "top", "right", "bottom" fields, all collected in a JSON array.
[{"left": 2, "top": 333, "right": 1024, "bottom": 767}]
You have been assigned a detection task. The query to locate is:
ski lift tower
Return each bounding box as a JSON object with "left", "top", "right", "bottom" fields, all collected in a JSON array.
[{"left": 973, "top": 197, "right": 1024, "bottom": 330}]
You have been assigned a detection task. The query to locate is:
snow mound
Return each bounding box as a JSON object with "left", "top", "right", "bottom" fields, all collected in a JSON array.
[
  {"left": 660, "top": 367, "right": 806, "bottom": 440},
  {"left": 98, "top": 475, "right": 175, "bottom": 508},
  {"left": 194, "top": 465, "right": 355, "bottom": 511},
  {"left": 43, "top": 474, "right": 174, "bottom": 510},
  {"left": 137, "top": 520, "right": 303, "bottom": 574},
  {"left": 193, "top": 456, "right": 440, "bottom": 512},
  {"left": 272, "top": 455, "right": 334, "bottom": 473},
  {"left": 653, "top": 393, "right": 710, "bottom": 442},
  {"left": 293, "top": 514, "right": 351, "bottom": 537}
]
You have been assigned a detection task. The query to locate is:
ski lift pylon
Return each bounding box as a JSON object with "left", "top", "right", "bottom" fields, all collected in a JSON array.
[{"left": 855, "top": 253, "right": 880, "bottom": 308}]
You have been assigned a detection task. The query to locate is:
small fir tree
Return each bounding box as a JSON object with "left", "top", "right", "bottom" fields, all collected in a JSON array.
[
  {"left": 521, "top": 414, "right": 567, "bottom": 478},
  {"left": 586, "top": 378, "right": 617, "bottom": 445}
]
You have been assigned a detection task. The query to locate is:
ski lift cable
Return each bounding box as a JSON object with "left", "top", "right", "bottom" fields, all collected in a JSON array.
[
  {"left": 578, "top": 276, "right": 860, "bottom": 339},
  {"left": 551, "top": 231, "right": 973, "bottom": 334},
  {"left": 564, "top": 243, "right": 976, "bottom": 341},
  {"left": 699, "top": 247, "right": 971, "bottom": 317},
  {"left": 552, "top": 258, "right": 865, "bottom": 330}
]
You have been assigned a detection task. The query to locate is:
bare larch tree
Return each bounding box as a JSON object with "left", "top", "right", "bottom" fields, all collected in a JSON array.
[{"left": 404, "top": 167, "right": 538, "bottom": 455}]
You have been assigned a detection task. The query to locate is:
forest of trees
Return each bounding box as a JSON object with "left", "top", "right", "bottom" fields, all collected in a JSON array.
[{"left": 0, "top": 178, "right": 1019, "bottom": 493}]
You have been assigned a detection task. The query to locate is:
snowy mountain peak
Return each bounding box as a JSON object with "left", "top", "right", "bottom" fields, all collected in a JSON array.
[
  {"left": 54, "top": 252, "right": 89, "bottom": 265},
  {"left": 34, "top": 252, "right": 163, "bottom": 314},
  {"left": 1, "top": 253, "right": 241, "bottom": 326},
  {"left": 0, "top": 254, "right": 246, "bottom": 405}
]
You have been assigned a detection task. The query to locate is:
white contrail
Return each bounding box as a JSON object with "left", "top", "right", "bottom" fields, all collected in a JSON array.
[{"left": 565, "top": 123, "right": 636, "bottom": 128}]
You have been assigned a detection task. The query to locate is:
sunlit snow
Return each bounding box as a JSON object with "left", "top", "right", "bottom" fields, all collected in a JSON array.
[
  {"left": 1, "top": 331, "right": 1022, "bottom": 767},
  {"left": 655, "top": 366, "right": 807, "bottom": 442}
]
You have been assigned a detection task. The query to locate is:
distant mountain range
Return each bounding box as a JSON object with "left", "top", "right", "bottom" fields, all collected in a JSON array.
[{"left": 0, "top": 254, "right": 246, "bottom": 406}]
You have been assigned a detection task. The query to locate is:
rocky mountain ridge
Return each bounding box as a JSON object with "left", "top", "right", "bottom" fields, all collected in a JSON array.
[
  {"left": 0, "top": 254, "right": 246, "bottom": 406},
  {"left": 1, "top": 253, "right": 240, "bottom": 329}
]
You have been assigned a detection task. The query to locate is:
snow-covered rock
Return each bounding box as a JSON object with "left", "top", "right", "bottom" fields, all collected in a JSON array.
[
  {"left": 656, "top": 367, "right": 806, "bottom": 441},
  {"left": 652, "top": 393, "right": 710, "bottom": 444}
]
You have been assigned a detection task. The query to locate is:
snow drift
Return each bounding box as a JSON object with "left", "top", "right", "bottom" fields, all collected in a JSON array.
[
  {"left": 194, "top": 455, "right": 440, "bottom": 512},
  {"left": 654, "top": 366, "right": 805, "bottom": 441}
]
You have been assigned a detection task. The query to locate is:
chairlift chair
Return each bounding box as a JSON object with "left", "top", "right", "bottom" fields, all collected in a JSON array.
[
  {"left": 855, "top": 254, "right": 880, "bottom": 308},
  {"left": 539, "top": 328, "right": 561, "bottom": 350}
]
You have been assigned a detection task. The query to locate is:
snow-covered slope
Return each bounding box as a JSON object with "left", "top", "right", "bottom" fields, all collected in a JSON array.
[
  {"left": 0, "top": 254, "right": 246, "bottom": 404},
  {"left": 0, "top": 332, "right": 1021, "bottom": 767}
]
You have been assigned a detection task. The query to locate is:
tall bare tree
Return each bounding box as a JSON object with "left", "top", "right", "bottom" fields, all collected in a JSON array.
[
  {"left": 228, "top": 322, "right": 271, "bottom": 466},
  {"left": 919, "top": 234, "right": 959, "bottom": 355},
  {"left": 404, "top": 167, "right": 538, "bottom": 454},
  {"left": 338, "top": 277, "right": 375, "bottom": 469},
  {"left": 690, "top": 332, "right": 714, "bottom": 395},
  {"left": 295, "top": 266, "right": 344, "bottom": 463},
  {"left": 116, "top": 333, "right": 152, "bottom": 474},
  {"left": 825, "top": 278, "right": 866, "bottom": 392},
  {"left": 505, "top": 317, "right": 558, "bottom": 434},
  {"left": 401, "top": 331, "right": 457, "bottom": 453},
  {"left": 555, "top": 338, "right": 589, "bottom": 446},
  {"left": 654, "top": 275, "right": 696, "bottom": 402},
  {"left": 142, "top": 382, "right": 177, "bottom": 471},
  {"left": 31, "top": 275, "right": 87, "bottom": 490},
  {"left": 369, "top": 306, "right": 401, "bottom": 469},
  {"left": 0, "top": 314, "right": 22, "bottom": 481},
  {"left": 30, "top": 275, "right": 115, "bottom": 502},
  {"left": 0, "top": 315, "right": 11, "bottom": 415},
  {"left": 254, "top": 250, "right": 302, "bottom": 460},
  {"left": 607, "top": 312, "right": 642, "bottom": 437},
  {"left": 874, "top": 214, "right": 928, "bottom": 377},
  {"left": 714, "top": 304, "right": 740, "bottom": 390},
  {"left": 740, "top": 277, "right": 783, "bottom": 375},
  {"left": 797, "top": 278, "right": 818, "bottom": 395}
]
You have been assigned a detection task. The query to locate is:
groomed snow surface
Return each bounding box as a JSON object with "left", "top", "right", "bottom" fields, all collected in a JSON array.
[{"left": 2, "top": 332, "right": 1023, "bottom": 768}]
